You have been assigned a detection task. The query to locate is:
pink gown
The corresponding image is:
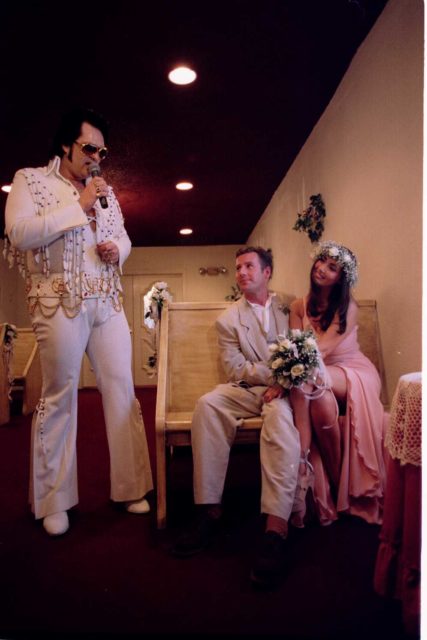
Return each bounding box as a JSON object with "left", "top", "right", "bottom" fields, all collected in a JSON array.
[{"left": 301, "top": 297, "right": 387, "bottom": 525}]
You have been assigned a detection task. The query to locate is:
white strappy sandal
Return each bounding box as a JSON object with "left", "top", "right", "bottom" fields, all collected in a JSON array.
[{"left": 290, "top": 450, "right": 315, "bottom": 529}]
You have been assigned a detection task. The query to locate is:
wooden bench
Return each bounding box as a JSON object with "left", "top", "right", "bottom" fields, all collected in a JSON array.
[
  {"left": 0, "top": 327, "right": 42, "bottom": 422},
  {"left": 0, "top": 324, "right": 11, "bottom": 426},
  {"left": 155, "top": 299, "right": 388, "bottom": 528}
]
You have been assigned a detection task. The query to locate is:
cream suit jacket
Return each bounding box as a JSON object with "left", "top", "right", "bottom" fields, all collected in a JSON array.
[{"left": 215, "top": 294, "right": 291, "bottom": 387}]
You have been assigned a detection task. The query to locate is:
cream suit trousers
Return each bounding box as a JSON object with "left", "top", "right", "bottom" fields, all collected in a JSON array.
[
  {"left": 191, "top": 383, "right": 300, "bottom": 521},
  {"left": 30, "top": 299, "right": 153, "bottom": 519}
]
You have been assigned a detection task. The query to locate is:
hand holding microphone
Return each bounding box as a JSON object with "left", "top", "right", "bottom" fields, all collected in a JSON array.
[
  {"left": 89, "top": 162, "right": 108, "bottom": 209},
  {"left": 78, "top": 163, "right": 109, "bottom": 213}
]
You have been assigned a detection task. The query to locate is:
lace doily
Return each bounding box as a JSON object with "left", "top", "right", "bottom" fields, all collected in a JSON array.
[{"left": 385, "top": 372, "right": 422, "bottom": 466}]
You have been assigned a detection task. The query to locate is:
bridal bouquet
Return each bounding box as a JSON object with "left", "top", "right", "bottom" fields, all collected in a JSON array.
[
  {"left": 143, "top": 282, "right": 172, "bottom": 329},
  {"left": 268, "top": 329, "right": 321, "bottom": 390}
]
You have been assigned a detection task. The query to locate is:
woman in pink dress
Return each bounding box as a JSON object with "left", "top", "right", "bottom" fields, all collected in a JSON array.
[{"left": 289, "top": 241, "right": 386, "bottom": 527}]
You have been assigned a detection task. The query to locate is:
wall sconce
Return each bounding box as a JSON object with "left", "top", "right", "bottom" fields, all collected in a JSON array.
[{"left": 199, "top": 266, "right": 228, "bottom": 276}]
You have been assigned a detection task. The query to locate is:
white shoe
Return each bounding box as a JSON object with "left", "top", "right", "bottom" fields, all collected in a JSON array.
[
  {"left": 126, "top": 498, "right": 150, "bottom": 514},
  {"left": 43, "top": 511, "right": 69, "bottom": 536}
]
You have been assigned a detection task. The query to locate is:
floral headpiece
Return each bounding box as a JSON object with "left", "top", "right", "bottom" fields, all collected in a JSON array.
[{"left": 311, "top": 241, "right": 358, "bottom": 287}]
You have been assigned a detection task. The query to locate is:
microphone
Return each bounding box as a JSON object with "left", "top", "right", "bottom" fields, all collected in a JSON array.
[{"left": 89, "top": 162, "right": 108, "bottom": 209}]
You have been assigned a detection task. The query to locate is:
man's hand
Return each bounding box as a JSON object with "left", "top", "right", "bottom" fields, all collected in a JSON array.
[
  {"left": 79, "top": 177, "right": 108, "bottom": 212},
  {"left": 263, "top": 383, "right": 285, "bottom": 403},
  {"left": 97, "top": 241, "right": 119, "bottom": 265}
]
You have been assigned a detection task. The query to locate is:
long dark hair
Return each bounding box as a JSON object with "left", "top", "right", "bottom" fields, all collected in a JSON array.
[{"left": 307, "top": 262, "right": 351, "bottom": 334}]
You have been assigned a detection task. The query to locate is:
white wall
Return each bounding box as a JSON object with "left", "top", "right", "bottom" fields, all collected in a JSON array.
[
  {"left": 0, "top": 255, "right": 31, "bottom": 326},
  {"left": 123, "top": 245, "right": 240, "bottom": 302},
  {"left": 248, "top": 0, "right": 423, "bottom": 400}
]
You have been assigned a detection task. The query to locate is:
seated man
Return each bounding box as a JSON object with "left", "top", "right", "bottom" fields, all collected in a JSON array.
[{"left": 172, "top": 246, "right": 300, "bottom": 587}]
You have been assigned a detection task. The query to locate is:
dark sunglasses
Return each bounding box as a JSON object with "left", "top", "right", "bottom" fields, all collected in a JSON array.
[{"left": 74, "top": 140, "right": 108, "bottom": 160}]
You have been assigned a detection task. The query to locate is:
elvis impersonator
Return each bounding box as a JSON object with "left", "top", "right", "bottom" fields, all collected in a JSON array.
[{"left": 4, "top": 108, "right": 153, "bottom": 536}]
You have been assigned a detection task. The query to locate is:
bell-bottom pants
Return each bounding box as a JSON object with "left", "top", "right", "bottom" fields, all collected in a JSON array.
[{"left": 29, "top": 298, "right": 153, "bottom": 519}]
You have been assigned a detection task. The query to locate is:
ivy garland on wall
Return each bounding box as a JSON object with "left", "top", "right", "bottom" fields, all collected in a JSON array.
[{"left": 293, "top": 194, "right": 326, "bottom": 243}]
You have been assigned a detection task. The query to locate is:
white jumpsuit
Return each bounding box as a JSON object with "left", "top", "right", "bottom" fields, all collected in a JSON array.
[{"left": 5, "top": 157, "right": 153, "bottom": 519}]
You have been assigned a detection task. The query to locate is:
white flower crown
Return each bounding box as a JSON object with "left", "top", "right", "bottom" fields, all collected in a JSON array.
[{"left": 311, "top": 241, "right": 358, "bottom": 287}]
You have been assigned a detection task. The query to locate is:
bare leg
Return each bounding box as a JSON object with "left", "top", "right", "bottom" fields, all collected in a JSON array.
[
  {"left": 289, "top": 387, "right": 315, "bottom": 527},
  {"left": 290, "top": 386, "right": 312, "bottom": 460},
  {"left": 311, "top": 366, "right": 347, "bottom": 490}
]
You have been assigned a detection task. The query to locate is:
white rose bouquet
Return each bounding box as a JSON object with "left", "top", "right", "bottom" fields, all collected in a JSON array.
[
  {"left": 143, "top": 282, "right": 172, "bottom": 329},
  {"left": 268, "top": 329, "right": 321, "bottom": 390}
]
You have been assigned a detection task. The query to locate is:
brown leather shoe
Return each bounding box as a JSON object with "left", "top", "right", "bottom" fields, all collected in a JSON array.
[
  {"left": 171, "top": 511, "right": 221, "bottom": 557},
  {"left": 250, "top": 531, "right": 287, "bottom": 588}
]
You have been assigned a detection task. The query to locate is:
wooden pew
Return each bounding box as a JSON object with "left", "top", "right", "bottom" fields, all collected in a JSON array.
[
  {"left": 9, "top": 328, "right": 42, "bottom": 417},
  {"left": 155, "top": 299, "right": 388, "bottom": 529},
  {"left": 0, "top": 324, "right": 11, "bottom": 426}
]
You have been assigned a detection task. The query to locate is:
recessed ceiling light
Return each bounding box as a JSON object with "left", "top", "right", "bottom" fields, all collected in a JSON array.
[
  {"left": 1, "top": 185, "right": 11, "bottom": 193},
  {"left": 176, "top": 181, "right": 193, "bottom": 191},
  {"left": 179, "top": 228, "right": 193, "bottom": 235},
  {"left": 168, "top": 66, "right": 197, "bottom": 85}
]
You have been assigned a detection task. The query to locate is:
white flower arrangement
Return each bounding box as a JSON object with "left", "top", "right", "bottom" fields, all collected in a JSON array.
[
  {"left": 3, "top": 323, "right": 17, "bottom": 350},
  {"left": 2, "top": 323, "right": 18, "bottom": 400},
  {"left": 268, "top": 329, "right": 321, "bottom": 390},
  {"left": 143, "top": 282, "right": 172, "bottom": 329},
  {"left": 311, "top": 240, "right": 358, "bottom": 287}
]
